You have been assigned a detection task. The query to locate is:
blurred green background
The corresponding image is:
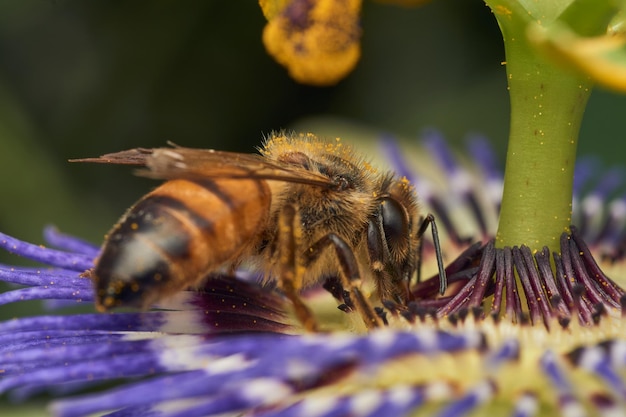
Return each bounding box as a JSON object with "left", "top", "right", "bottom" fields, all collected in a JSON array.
[{"left": 1, "top": 0, "right": 626, "bottom": 414}]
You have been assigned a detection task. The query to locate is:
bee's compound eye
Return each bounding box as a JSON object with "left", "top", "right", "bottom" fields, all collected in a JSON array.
[{"left": 381, "top": 197, "right": 408, "bottom": 250}]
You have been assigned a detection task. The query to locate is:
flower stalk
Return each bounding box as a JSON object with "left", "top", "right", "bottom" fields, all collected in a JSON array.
[{"left": 486, "top": 1, "right": 595, "bottom": 252}]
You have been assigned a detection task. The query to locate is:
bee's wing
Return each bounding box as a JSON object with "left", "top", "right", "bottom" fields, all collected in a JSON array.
[
  {"left": 70, "top": 148, "right": 154, "bottom": 165},
  {"left": 71, "top": 147, "right": 336, "bottom": 188}
]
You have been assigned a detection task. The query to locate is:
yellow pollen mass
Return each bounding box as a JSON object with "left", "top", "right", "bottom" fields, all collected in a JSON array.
[{"left": 261, "top": 0, "right": 362, "bottom": 86}]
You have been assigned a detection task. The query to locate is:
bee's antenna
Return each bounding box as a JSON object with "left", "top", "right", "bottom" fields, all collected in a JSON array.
[
  {"left": 428, "top": 215, "right": 448, "bottom": 295},
  {"left": 416, "top": 214, "right": 448, "bottom": 295}
]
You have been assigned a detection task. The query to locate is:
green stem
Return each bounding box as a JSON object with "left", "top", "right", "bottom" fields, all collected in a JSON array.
[{"left": 490, "top": 10, "right": 593, "bottom": 253}]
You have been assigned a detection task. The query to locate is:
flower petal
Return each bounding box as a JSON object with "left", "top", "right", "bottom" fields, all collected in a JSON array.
[
  {"left": 0, "top": 231, "right": 93, "bottom": 271},
  {"left": 43, "top": 226, "right": 100, "bottom": 257}
]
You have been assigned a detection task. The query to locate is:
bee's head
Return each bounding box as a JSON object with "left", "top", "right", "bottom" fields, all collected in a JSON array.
[{"left": 367, "top": 177, "right": 421, "bottom": 303}]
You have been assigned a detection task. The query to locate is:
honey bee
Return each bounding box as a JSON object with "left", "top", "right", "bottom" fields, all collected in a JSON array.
[{"left": 73, "top": 132, "right": 446, "bottom": 331}]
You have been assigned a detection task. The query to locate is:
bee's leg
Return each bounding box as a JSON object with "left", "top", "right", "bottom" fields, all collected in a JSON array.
[
  {"left": 303, "top": 233, "right": 383, "bottom": 329},
  {"left": 415, "top": 214, "right": 447, "bottom": 295},
  {"left": 277, "top": 204, "right": 319, "bottom": 332},
  {"left": 366, "top": 216, "right": 406, "bottom": 304}
]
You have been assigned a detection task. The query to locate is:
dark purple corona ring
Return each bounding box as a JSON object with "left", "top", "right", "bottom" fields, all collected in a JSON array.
[
  {"left": 1, "top": 131, "right": 626, "bottom": 417},
  {"left": 406, "top": 227, "right": 624, "bottom": 328}
]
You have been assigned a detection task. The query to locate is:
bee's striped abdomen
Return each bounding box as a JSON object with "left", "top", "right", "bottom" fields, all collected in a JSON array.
[{"left": 94, "top": 177, "right": 270, "bottom": 310}]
